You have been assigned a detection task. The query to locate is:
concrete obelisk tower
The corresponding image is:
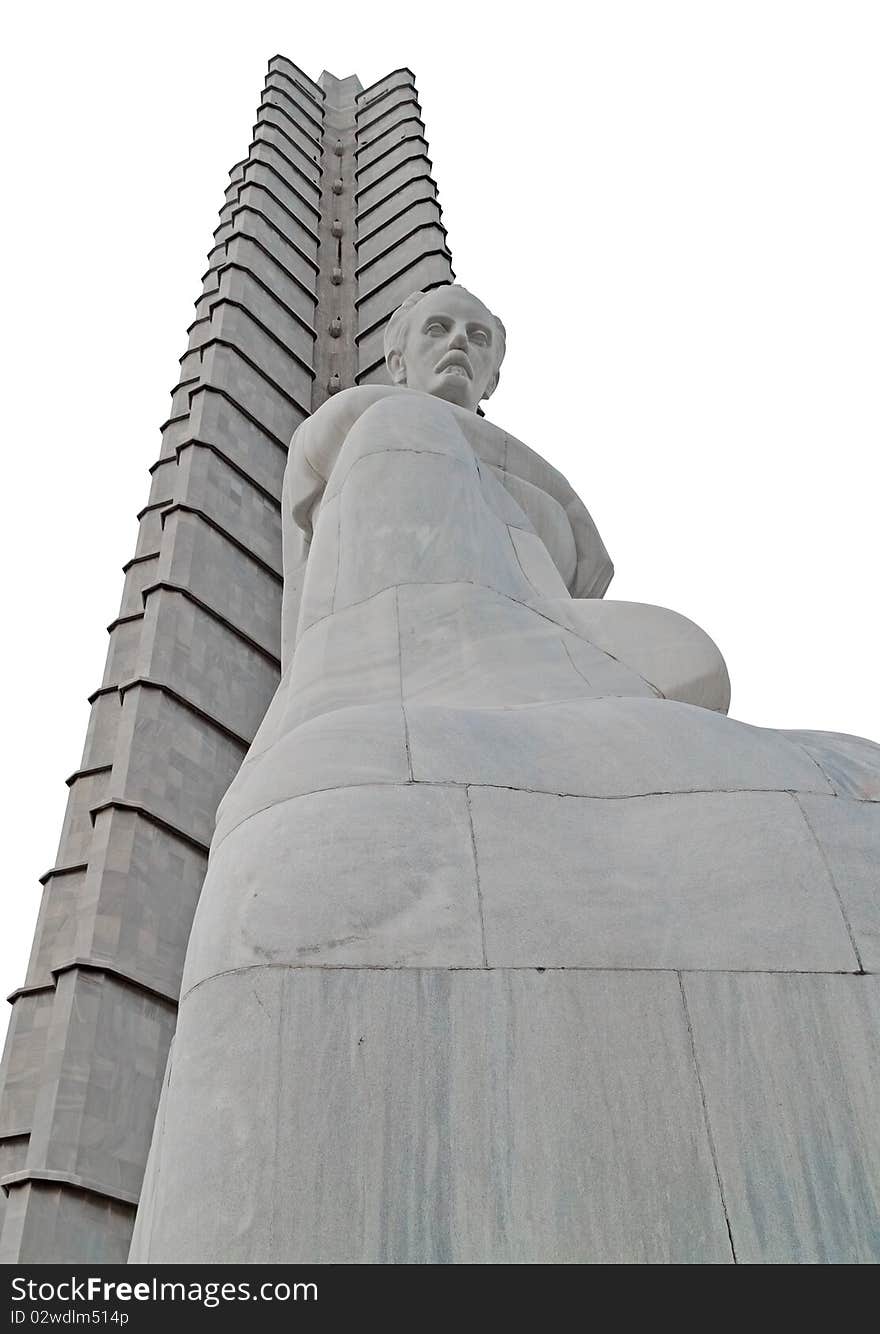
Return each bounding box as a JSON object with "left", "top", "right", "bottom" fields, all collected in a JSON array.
[{"left": 0, "top": 58, "right": 454, "bottom": 1263}]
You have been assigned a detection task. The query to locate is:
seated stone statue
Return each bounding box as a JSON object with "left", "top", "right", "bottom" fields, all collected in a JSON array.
[
  {"left": 278, "top": 286, "right": 731, "bottom": 713},
  {"left": 131, "top": 284, "right": 880, "bottom": 1265}
]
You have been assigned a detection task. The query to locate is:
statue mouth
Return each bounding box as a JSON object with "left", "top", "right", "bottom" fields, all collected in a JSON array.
[{"left": 436, "top": 351, "right": 473, "bottom": 378}]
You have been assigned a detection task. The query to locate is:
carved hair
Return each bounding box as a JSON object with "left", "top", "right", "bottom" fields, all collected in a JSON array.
[{"left": 384, "top": 284, "right": 507, "bottom": 397}]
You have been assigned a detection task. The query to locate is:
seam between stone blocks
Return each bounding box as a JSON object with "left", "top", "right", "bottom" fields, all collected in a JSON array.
[
  {"left": 323, "top": 442, "right": 476, "bottom": 510},
  {"left": 305, "top": 442, "right": 480, "bottom": 545},
  {"left": 676, "top": 972, "right": 738, "bottom": 1263},
  {"left": 559, "top": 622, "right": 663, "bottom": 701},
  {"left": 211, "top": 778, "right": 854, "bottom": 861},
  {"left": 395, "top": 586, "right": 414, "bottom": 784},
  {"left": 178, "top": 962, "right": 872, "bottom": 1011},
  {"left": 786, "top": 736, "right": 841, "bottom": 795},
  {"left": 793, "top": 793, "right": 865, "bottom": 973},
  {"left": 501, "top": 513, "right": 544, "bottom": 602},
  {"left": 465, "top": 786, "right": 489, "bottom": 967},
  {"left": 558, "top": 636, "right": 594, "bottom": 689},
  {"left": 291, "top": 569, "right": 709, "bottom": 705},
  {"left": 329, "top": 487, "right": 342, "bottom": 615},
  {"left": 297, "top": 575, "right": 596, "bottom": 647}
]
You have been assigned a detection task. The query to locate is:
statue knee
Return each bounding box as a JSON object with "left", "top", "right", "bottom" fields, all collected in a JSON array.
[{"left": 563, "top": 599, "right": 732, "bottom": 714}]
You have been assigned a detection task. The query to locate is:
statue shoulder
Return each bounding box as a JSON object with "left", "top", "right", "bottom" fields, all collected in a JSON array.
[
  {"left": 296, "top": 385, "right": 405, "bottom": 446},
  {"left": 284, "top": 385, "right": 409, "bottom": 537}
]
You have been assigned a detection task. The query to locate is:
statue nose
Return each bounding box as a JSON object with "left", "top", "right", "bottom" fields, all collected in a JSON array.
[{"left": 448, "top": 329, "right": 468, "bottom": 350}]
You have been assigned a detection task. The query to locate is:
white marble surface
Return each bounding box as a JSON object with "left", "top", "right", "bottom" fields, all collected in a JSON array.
[
  {"left": 131, "top": 968, "right": 733, "bottom": 1264},
  {"left": 684, "top": 972, "right": 880, "bottom": 1263}
]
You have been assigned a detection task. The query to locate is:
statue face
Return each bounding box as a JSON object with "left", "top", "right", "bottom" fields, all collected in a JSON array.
[{"left": 391, "top": 287, "right": 500, "bottom": 412}]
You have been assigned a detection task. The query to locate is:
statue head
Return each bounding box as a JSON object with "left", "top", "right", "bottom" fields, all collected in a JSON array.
[{"left": 384, "top": 284, "right": 506, "bottom": 412}]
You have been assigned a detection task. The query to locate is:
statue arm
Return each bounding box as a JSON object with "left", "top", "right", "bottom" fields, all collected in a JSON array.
[
  {"left": 501, "top": 434, "right": 614, "bottom": 598},
  {"left": 560, "top": 598, "right": 732, "bottom": 713},
  {"left": 457, "top": 416, "right": 614, "bottom": 599},
  {"left": 279, "top": 386, "right": 405, "bottom": 669},
  {"left": 457, "top": 420, "right": 727, "bottom": 710}
]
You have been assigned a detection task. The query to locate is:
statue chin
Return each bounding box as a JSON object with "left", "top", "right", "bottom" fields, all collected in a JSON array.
[{"left": 406, "top": 374, "right": 481, "bottom": 412}]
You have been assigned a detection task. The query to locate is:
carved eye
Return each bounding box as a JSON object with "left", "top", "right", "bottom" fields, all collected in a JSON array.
[
  {"left": 424, "top": 322, "right": 446, "bottom": 336},
  {"left": 471, "top": 330, "right": 489, "bottom": 347}
]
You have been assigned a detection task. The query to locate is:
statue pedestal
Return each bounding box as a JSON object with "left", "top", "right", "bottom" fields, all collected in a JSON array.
[
  {"left": 130, "top": 770, "right": 879, "bottom": 1264},
  {"left": 131, "top": 958, "right": 879, "bottom": 1264}
]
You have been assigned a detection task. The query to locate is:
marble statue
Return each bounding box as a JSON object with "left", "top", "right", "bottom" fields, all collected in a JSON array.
[{"left": 130, "top": 285, "right": 880, "bottom": 1264}]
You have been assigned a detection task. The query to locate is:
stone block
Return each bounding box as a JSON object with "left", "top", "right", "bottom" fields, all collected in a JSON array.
[
  {"left": 252, "top": 121, "right": 322, "bottom": 189},
  {"left": 356, "top": 175, "right": 438, "bottom": 242},
  {"left": 107, "top": 684, "right": 246, "bottom": 849},
  {"left": 470, "top": 786, "right": 857, "bottom": 971},
  {"left": 356, "top": 137, "right": 430, "bottom": 193},
  {"left": 137, "top": 590, "right": 279, "bottom": 744},
  {"left": 160, "top": 508, "right": 281, "bottom": 658},
  {"left": 184, "top": 783, "right": 482, "bottom": 987},
  {"left": 285, "top": 585, "right": 401, "bottom": 727},
  {"left": 330, "top": 437, "right": 537, "bottom": 610},
  {"left": 398, "top": 582, "right": 619, "bottom": 708},
  {"left": 1, "top": 1180, "right": 134, "bottom": 1265},
  {"left": 235, "top": 177, "right": 320, "bottom": 261},
  {"left": 783, "top": 729, "right": 880, "bottom": 801},
  {"left": 79, "top": 691, "right": 122, "bottom": 770},
  {"left": 131, "top": 967, "right": 732, "bottom": 1264},
  {"left": 356, "top": 253, "right": 454, "bottom": 334},
  {"left": 0, "top": 992, "right": 54, "bottom": 1134},
  {"left": 213, "top": 705, "right": 409, "bottom": 847},
  {"left": 25, "top": 873, "right": 87, "bottom": 986},
  {"left": 357, "top": 92, "right": 421, "bottom": 143},
  {"left": 197, "top": 342, "right": 307, "bottom": 441},
  {"left": 186, "top": 382, "right": 291, "bottom": 499},
  {"left": 25, "top": 970, "right": 176, "bottom": 1202},
  {"left": 683, "top": 972, "right": 880, "bottom": 1262},
  {"left": 77, "top": 806, "right": 207, "bottom": 999},
  {"left": 174, "top": 441, "right": 282, "bottom": 575},
  {"left": 406, "top": 695, "right": 830, "bottom": 797},
  {"left": 54, "top": 771, "right": 110, "bottom": 866},
  {"left": 798, "top": 793, "right": 880, "bottom": 970},
  {"left": 482, "top": 465, "right": 577, "bottom": 586},
  {"left": 115, "top": 556, "right": 159, "bottom": 619}
]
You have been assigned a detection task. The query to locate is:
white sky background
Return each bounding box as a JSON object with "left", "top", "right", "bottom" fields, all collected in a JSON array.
[{"left": 1, "top": 1, "right": 877, "bottom": 1041}]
